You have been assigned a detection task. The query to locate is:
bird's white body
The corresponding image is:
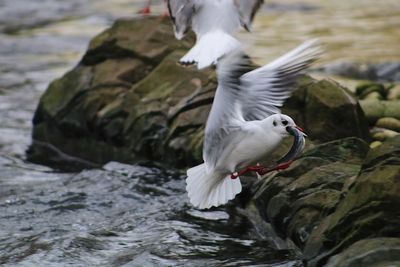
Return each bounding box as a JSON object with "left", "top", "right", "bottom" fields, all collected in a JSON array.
[
  {"left": 186, "top": 39, "right": 322, "bottom": 209},
  {"left": 192, "top": 0, "right": 241, "bottom": 38},
  {"left": 215, "top": 120, "right": 283, "bottom": 173}
]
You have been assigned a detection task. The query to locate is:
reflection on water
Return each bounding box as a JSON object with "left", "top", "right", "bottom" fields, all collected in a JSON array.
[{"left": 0, "top": 0, "right": 399, "bottom": 266}]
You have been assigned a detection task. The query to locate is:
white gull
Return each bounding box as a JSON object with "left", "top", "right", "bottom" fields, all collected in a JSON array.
[{"left": 186, "top": 39, "right": 322, "bottom": 209}]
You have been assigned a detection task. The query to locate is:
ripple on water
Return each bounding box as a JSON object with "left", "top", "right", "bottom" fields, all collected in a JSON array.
[{"left": 0, "top": 161, "right": 300, "bottom": 266}]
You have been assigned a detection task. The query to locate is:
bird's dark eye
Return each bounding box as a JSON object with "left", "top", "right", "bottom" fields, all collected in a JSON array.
[
  {"left": 273, "top": 121, "right": 277, "bottom": 126},
  {"left": 282, "top": 120, "right": 288, "bottom": 126}
]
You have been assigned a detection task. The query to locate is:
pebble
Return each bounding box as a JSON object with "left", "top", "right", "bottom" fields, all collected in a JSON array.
[
  {"left": 370, "top": 141, "right": 382, "bottom": 149},
  {"left": 387, "top": 85, "right": 400, "bottom": 100},
  {"left": 376, "top": 117, "right": 400, "bottom": 132},
  {"left": 371, "top": 129, "right": 399, "bottom": 141}
]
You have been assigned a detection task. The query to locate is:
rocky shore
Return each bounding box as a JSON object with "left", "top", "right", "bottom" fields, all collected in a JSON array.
[{"left": 28, "top": 17, "right": 400, "bottom": 266}]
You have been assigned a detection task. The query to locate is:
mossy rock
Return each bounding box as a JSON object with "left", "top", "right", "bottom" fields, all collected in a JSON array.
[
  {"left": 304, "top": 136, "right": 400, "bottom": 266},
  {"left": 325, "top": 238, "right": 400, "bottom": 267},
  {"left": 355, "top": 82, "right": 386, "bottom": 99},
  {"left": 283, "top": 78, "right": 370, "bottom": 142},
  {"left": 249, "top": 137, "right": 369, "bottom": 250}
]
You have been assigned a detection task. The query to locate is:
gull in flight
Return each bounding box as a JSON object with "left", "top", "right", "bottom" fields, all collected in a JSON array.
[
  {"left": 167, "top": 0, "right": 264, "bottom": 68},
  {"left": 186, "top": 39, "right": 322, "bottom": 209}
]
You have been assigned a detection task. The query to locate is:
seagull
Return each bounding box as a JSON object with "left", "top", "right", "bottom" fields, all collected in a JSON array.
[
  {"left": 167, "top": 0, "right": 264, "bottom": 69},
  {"left": 186, "top": 39, "right": 322, "bottom": 209}
]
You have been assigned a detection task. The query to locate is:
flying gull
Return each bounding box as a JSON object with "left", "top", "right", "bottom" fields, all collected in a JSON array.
[{"left": 186, "top": 39, "right": 322, "bottom": 209}]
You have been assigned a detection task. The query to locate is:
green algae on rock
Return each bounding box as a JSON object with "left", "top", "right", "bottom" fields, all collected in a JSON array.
[
  {"left": 283, "top": 78, "right": 370, "bottom": 142},
  {"left": 28, "top": 17, "right": 213, "bottom": 168},
  {"left": 304, "top": 135, "right": 400, "bottom": 266},
  {"left": 248, "top": 136, "right": 400, "bottom": 266},
  {"left": 249, "top": 138, "right": 369, "bottom": 249},
  {"left": 324, "top": 238, "right": 400, "bottom": 267}
]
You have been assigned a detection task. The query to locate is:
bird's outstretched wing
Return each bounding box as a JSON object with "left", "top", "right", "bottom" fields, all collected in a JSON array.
[
  {"left": 167, "top": 0, "right": 195, "bottom": 39},
  {"left": 203, "top": 39, "right": 322, "bottom": 170},
  {"left": 234, "top": 0, "right": 264, "bottom": 31},
  {"left": 238, "top": 39, "right": 322, "bottom": 121}
]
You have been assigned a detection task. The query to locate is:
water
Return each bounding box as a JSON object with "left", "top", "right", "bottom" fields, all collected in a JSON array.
[
  {"left": 0, "top": 0, "right": 398, "bottom": 266},
  {"left": 0, "top": 160, "right": 299, "bottom": 266}
]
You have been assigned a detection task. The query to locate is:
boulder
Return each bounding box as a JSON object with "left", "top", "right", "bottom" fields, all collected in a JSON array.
[
  {"left": 325, "top": 238, "right": 400, "bottom": 267},
  {"left": 304, "top": 135, "right": 400, "bottom": 266},
  {"left": 250, "top": 138, "right": 370, "bottom": 250},
  {"left": 28, "top": 17, "right": 215, "bottom": 168},
  {"left": 283, "top": 78, "right": 370, "bottom": 142}
]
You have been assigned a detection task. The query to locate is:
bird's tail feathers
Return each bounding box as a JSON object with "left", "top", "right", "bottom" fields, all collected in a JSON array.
[
  {"left": 186, "top": 163, "right": 242, "bottom": 209},
  {"left": 180, "top": 30, "right": 242, "bottom": 69}
]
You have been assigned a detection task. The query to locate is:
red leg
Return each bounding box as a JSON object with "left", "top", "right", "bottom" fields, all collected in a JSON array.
[
  {"left": 258, "top": 160, "right": 294, "bottom": 175},
  {"left": 138, "top": 0, "right": 152, "bottom": 14},
  {"left": 231, "top": 165, "right": 266, "bottom": 179},
  {"left": 231, "top": 160, "right": 295, "bottom": 179}
]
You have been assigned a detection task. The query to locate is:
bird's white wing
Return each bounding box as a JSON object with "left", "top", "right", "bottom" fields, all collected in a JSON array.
[
  {"left": 167, "top": 0, "right": 195, "bottom": 39},
  {"left": 239, "top": 39, "right": 322, "bottom": 121},
  {"left": 203, "top": 53, "right": 254, "bottom": 171},
  {"left": 234, "top": 0, "right": 264, "bottom": 31}
]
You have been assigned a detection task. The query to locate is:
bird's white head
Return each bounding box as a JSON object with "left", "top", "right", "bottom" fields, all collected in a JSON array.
[{"left": 266, "top": 114, "right": 299, "bottom": 137}]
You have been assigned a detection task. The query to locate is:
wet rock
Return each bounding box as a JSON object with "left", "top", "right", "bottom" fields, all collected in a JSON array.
[
  {"left": 283, "top": 78, "right": 370, "bottom": 142},
  {"left": 325, "top": 238, "right": 400, "bottom": 267},
  {"left": 29, "top": 16, "right": 213, "bottom": 168},
  {"left": 304, "top": 135, "right": 400, "bottom": 266},
  {"left": 250, "top": 137, "right": 370, "bottom": 250}
]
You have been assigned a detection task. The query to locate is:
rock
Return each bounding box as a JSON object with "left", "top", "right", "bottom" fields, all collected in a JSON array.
[
  {"left": 318, "top": 62, "right": 377, "bottom": 81},
  {"left": 325, "top": 238, "right": 400, "bottom": 267},
  {"left": 28, "top": 16, "right": 214, "bottom": 168},
  {"left": 387, "top": 84, "right": 400, "bottom": 100},
  {"left": 304, "top": 136, "right": 400, "bottom": 266},
  {"left": 355, "top": 82, "right": 385, "bottom": 99},
  {"left": 318, "top": 61, "right": 400, "bottom": 82},
  {"left": 363, "top": 91, "right": 383, "bottom": 100},
  {"left": 376, "top": 117, "right": 400, "bottom": 131},
  {"left": 369, "top": 141, "right": 382, "bottom": 149},
  {"left": 359, "top": 100, "right": 400, "bottom": 123},
  {"left": 371, "top": 128, "right": 399, "bottom": 141},
  {"left": 283, "top": 78, "right": 370, "bottom": 142},
  {"left": 250, "top": 137, "right": 370, "bottom": 250}
]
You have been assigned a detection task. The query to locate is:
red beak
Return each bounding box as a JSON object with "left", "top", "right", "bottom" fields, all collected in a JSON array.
[
  {"left": 295, "top": 126, "right": 307, "bottom": 137},
  {"left": 295, "top": 126, "right": 304, "bottom": 132}
]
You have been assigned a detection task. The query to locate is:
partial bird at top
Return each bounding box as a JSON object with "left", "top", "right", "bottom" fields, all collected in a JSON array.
[{"left": 167, "top": 0, "right": 264, "bottom": 69}]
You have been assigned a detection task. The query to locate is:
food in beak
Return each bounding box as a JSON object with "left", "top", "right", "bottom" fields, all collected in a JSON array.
[{"left": 277, "top": 126, "right": 306, "bottom": 164}]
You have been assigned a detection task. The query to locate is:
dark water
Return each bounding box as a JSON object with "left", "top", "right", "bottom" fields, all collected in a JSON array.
[
  {"left": 0, "top": 160, "right": 300, "bottom": 266},
  {"left": 0, "top": 2, "right": 302, "bottom": 265}
]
